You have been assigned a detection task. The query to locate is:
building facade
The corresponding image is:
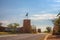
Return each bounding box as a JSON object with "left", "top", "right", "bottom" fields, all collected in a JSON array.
[{"left": 23, "top": 19, "right": 32, "bottom": 33}]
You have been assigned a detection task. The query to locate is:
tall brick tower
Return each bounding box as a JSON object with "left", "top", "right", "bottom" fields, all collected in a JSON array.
[
  {"left": 23, "top": 19, "right": 32, "bottom": 33},
  {"left": 23, "top": 13, "right": 32, "bottom": 33}
]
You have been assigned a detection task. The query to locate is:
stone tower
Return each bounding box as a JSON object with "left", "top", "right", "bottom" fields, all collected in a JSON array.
[{"left": 23, "top": 19, "right": 32, "bottom": 33}]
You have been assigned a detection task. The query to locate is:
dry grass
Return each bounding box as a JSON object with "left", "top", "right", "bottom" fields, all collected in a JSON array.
[{"left": 0, "top": 32, "right": 10, "bottom": 35}]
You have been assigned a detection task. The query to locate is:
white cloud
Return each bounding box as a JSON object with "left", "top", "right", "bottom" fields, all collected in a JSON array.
[
  {"left": 0, "top": 20, "right": 10, "bottom": 27},
  {"left": 29, "top": 14, "right": 57, "bottom": 20},
  {"left": 0, "top": 17, "right": 20, "bottom": 26},
  {"left": 0, "top": 20, "right": 9, "bottom": 24},
  {"left": 53, "top": 0, "right": 60, "bottom": 2}
]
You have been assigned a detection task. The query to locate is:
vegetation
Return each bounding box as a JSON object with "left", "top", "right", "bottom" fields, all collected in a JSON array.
[
  {"left": 46, "top": 27, "right": 51, "bottom": 33},
  {"left": 31, "top": 25, "right": 37, "bottom": 33},
  {"left": 12, "top": 23, "right": 19, "bottom": 33},
  {"left": 38, "top": 29, "right": 41, "bottom": 33},
  {"left": 7, "top": 23, "right": 19, "bottom": 33},
  {"left": 0, "top": 32, "right": 10, "bottom": 35},
  {"left": 54, "top": 17, "right": 60, "bottom": 33},
  {"left": 0, "top": 23, "right": 2, "bottom": 26},
  {"left": 52, "top": 12, "right": 60, "bottom": 35}
]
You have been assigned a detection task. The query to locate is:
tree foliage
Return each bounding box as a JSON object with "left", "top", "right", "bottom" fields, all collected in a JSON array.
[
  {"left": 53, "top": 17, "right": 60, "bottom": 26},
  {"left": 52, "top": 12, "right": 60, "bottom": 34},
  {"left": 46, "top": 27, "right": 51, "bottom": 33},
  {"left": 54, "top": 17, "right": 60, "bottom": 33},
  {"left": 38, "top": 29, "right": 41, "bottom": 33},
  {"left": 7, "top": 23, "right": 20, "bottom": 33},
  {"left": 31, "top": 25, "right": 37, "bottom": 33},
  {"left": 0, "top": 23, "right": 2, "bottom": 26}
]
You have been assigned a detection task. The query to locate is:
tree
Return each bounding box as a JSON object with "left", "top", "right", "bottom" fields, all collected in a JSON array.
[
  {"left": 46, "top": 27, "right": 51, "bottom": 33},
  {"left": 0, "top": 23, "right": 5, "bottom": 32},
  {"left": 54, "top": 17, "right": 60, "bottom": 26},
  {"left": 52, "top": 12, "right": 60, "bottom": 35},
  {"left": 7, "top": 23, "right": 20, "bottom": 33},
  {"left": 13, "top": 23, "right": 19, "bottom": 33},
  {"left": 7, "top": 24, "right": 13, "bottom": 28},
  {"left": 38, "top": 28, "right": 41, "bottom": 33},
  {"left": 13, "top": 23, "right": 19, "bottom": 28},
  {"left": 7, "top": 23, "right": 14, "bottom": 32},
  {"left": 54, "top": 16, "right": 60, "bottom": 33},
  {"left": 0, "top": 23, "right": 2, "bottom": 27},
  {"left": 31, "top": 25, "right": 36, "bottom": 33}
]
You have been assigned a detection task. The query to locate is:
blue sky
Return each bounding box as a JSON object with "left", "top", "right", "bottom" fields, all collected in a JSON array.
[{"left": 0, "top": 0, "right": 60, "bottom": 31}]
